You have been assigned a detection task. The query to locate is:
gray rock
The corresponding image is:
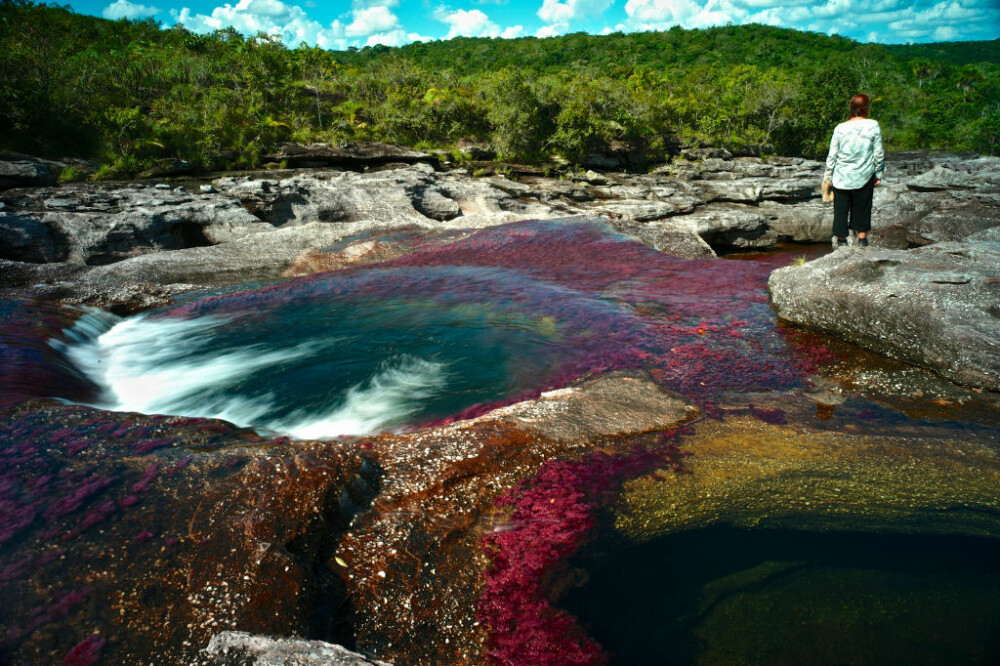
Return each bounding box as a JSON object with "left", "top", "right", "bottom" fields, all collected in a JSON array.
[
  {"left": 200, "top": 184, "right": 216, "bottom": 193},
  {"left": 411, "top": 185, "right": 462, "bottom": 221},
  {"left": 0, "top": 214, "right": 66, "bottom": 263},
  {"left": 612, "top": 217, "right": 716, "bottom": 259},
  {"left": 154, "top": 183, "right": 171, "bottom": 190},
  {"left": 456, "top": 139, "right": 493, "bottom": 161},
  {"left": 81, "top": 222, "right": 348, "bottom": 285},
  {"left": 205, "top": 632, "right": 392, "bottom": 666},
  {"left": 596, "top": 199, "right": 684, "bottom": 222},
  {"left": 266, "top": 141, "right": 436, "bottom": 169},
  {"left": 1, "top": 182, "right": 270, "bottom": 268},
  {"left": 0, "top": 153, "right": 62, "bottom": 189},
  {"left": 683, "top": 203, "right": 775, "bottom": 248},
  {"left": 683, "top": 147, "right": 732, "bottom": 161},
  {"left": 768, "top": 241, "right": 1000, "bottom": 391},
  {"left": 484, "top": 370, "right": 698, "bottom": 443},
  {"left": 577, "top": 170, "right": 609, "bottom": 185},
  {"left": 697, "top": 176, "right": 820, "bottom": 203},
  {"left": 906, "top": 158, "right": 1000, "bottom": 194},
  {"left": 760, "top": 200, "right": 833, "bottom": 243}
]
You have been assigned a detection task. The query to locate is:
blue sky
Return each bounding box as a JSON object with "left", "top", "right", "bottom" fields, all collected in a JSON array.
[{"left": 65, "top": 0, "right": 1000, "bottom": 50}]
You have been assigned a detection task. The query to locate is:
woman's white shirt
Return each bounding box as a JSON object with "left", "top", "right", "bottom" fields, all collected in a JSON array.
[{"left": 823, "top": 118, "right": 885, "bottom": 190}]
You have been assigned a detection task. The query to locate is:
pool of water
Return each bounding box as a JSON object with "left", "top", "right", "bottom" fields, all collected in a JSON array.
[
  {"left": 561, "top": 526, "right": 1000, "bottom": 666},
  {"left": 57, "top": 220, "right": 818, "bottom": 438}
]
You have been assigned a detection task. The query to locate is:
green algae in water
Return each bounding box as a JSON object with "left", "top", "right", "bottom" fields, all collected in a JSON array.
[{"left": 560, "top": 526, "right": 1000, "bottom": 665}]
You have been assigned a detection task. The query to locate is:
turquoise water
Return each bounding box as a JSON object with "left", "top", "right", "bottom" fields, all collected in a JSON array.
[{"left": 62, "top": 268, "right": 579, "bottom": 438}]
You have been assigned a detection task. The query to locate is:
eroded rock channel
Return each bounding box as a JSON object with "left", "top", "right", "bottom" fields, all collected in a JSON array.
[{"left": 2, "top": 147, "right": 999, "bottom": 665}]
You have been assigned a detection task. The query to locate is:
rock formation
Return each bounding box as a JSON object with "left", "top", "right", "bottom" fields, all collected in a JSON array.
[{"left": 1, "top": 146, "right": 999, "bottom": 665}]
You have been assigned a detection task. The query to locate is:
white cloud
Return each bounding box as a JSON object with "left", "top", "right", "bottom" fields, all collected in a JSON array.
[
  {"left": 610, "top": 0, "right": 998, "bottom": 44},
  {"left": 352, "top": 0, "right": 399, "bottom": 7},
  {"left": 346, "top": 5, "right": 400, "bottom": 36},
  {"left": 501, "top": 25, "right": 524, "bottom": 38},
  {"left": 171, "top": 0, "right": 349, "bottom": 48},
  {"left": 103, "top": 0, "right": 160, "bottom": 19},
  {"left": 537, "top": 0, "right": 614, "bottom": 24},
  {"left": 434, "top": 8, "right": 502, "bottom": 38},
  {"left": 933, "top": 25, "right": 959, "bottom": 40},
  {"left": 535, "top": 23, "right": 563, "bottom": 37},
  {"left": 364, "top": 28, "right": 434, "bottom": 46},
  {"left": 621, "top": 0, "right": 749, "bottom": 31}
]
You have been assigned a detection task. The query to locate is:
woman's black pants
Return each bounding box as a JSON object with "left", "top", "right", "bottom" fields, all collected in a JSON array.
[{"left": 832, "top": 175, "right": 875, "bottom": 238}]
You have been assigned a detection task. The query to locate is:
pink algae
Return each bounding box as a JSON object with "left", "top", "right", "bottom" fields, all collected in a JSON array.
[
  {"left": 478, "top": 438, "right": 686, "bottom": 666},
  {"left": 61, "top": 633, "right": 106, "bottom": 666}
]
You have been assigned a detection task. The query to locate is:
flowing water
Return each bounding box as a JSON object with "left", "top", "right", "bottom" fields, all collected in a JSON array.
[
  {"left": 9, "top": 218, "right": 999, "bottom": 663},
  {"left": 56, "top": 220, "right": 807, "bottom": 437}
]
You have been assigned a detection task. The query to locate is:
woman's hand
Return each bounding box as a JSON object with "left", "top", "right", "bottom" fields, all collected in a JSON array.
[{"left": 875, "top": 178, "right": 881, "bottom": 187}]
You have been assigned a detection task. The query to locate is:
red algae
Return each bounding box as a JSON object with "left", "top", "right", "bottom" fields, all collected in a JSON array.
[
  {"left": 60, "top": 634, "right": 105, "bottom": 666},
  {"left": 478, "top": 438, "right": 686, "bottom": 665}
]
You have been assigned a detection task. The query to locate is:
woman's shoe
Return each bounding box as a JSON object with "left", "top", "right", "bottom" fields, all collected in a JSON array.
[
  {"left": 858, "top": 237, "right": 869, "bottom": 247},
  {"left": 836, "top": 238, "right": 848, "bottom": 247}
]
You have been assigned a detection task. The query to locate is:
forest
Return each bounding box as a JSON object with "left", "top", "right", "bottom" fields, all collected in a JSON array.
[{"left": 2, "top": 0, "right": 998, "bottom": 178}]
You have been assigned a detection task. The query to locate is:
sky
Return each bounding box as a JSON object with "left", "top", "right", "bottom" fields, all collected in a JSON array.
[{"left": 63, "top": 0, "right": 1000, "bottom": 51}]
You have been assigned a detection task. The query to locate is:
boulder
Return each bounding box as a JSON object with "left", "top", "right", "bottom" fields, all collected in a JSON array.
[
  {"left": 611, "top": 218, "right": 717, "bottom": 259},
  {"left": 682, "top": 203, "right": 776, "bottom": 249},
  {"left": 206, "top": 632, "right": 392, "bottom": 666},
  {"left": 0, "top": 152, "right": 63, "bottom": 189},
  {"left": 760, "top": 200, "right": 833, "bottom": 243},
  {"left": 0, "top": 213, "right": 66, "bottom": 263},
  {"left": 905, "top": 157, "right": 1000, "bottom": 194},
  {"left": 768, "top": 241, "right": 1000, "bottom": 391},
  {"left": 595, "top": 199, "right": 684, "bottom": 222}
]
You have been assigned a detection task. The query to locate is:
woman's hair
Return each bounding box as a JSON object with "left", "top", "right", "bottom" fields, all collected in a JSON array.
[{"left": 849, "top": 93, "right": 871, "bottom": 118}]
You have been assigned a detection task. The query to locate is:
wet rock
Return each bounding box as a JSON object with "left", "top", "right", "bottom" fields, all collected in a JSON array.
[
  {"left": 0, "top": 400, "right": 373, "bottom": 665},
  {"left": 340, "top": 373, "right": 698, "bottom": 665},
  {"left": 768, "top": 241, "right": 1000, "bottom": 391},
  {"left": 282, "top": 238, "right": 415, "bottom": 277},
  {"left": 617, "top": 414, "right": 1000, "bottom": 541},
  {"left": 206, "top": 632, "right": 392, "bottom": 665},
  {"left": 484, "top": 371, "right": 698, "bottom": 443}
]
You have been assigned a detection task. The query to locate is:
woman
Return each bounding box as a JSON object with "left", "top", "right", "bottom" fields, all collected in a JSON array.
[{"left": 823, "top": 93, "right": 885, "bottom": 248}]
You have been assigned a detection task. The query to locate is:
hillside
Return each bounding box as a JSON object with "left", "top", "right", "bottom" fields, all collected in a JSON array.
[
  {"left": 886, "top": 39, "right": 1000, "bottom": 65},
  {"left": 1, "top": 2, "right": 997, "bottom": 177}
]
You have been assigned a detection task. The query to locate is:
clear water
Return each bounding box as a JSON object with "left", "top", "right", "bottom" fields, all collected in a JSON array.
[
  {"left": 61, "top": 267, "right": 583, "bottom": 438},
  {"left": 561, "top": 526, "right": 1000, "bottom": 666}
]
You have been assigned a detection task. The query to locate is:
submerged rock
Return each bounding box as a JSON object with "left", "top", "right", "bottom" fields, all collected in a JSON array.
[
  {"left": 768, "top": 241, "right": 1000, "bottom": 391},
  {"left": 617, "top": 413, "right": 1000, "bottom": 541},
  {"left": 206, "top": 632, "right": 392, "bottom": 665}
]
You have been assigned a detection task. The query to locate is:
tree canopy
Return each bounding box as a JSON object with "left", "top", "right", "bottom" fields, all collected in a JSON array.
[{"left": 2, "top": 1, "right": 997, "bottom": 177}]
